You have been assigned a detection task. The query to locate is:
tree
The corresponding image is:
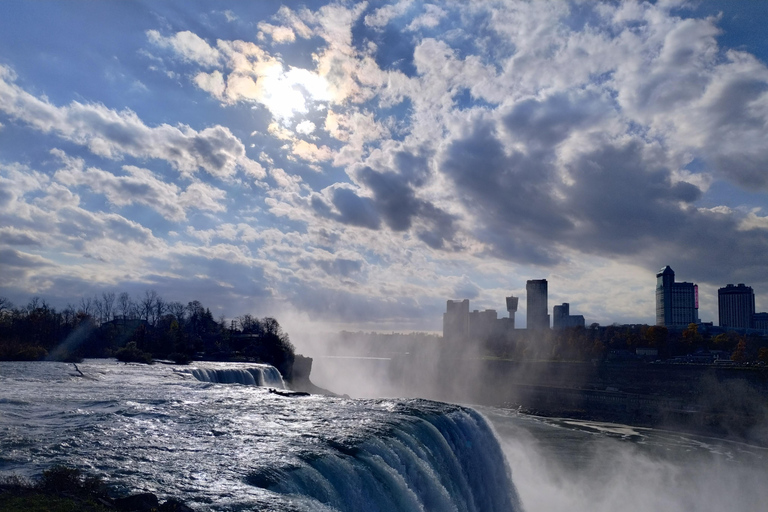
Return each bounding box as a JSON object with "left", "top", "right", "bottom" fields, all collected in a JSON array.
[
  {"left": 0, "top": 296, "right": 13, "bottom": 315},
  {"left": 117, "top": 292, "right": 133, "bottom": 320},
  {"left": 101, "top": 292, "right": 115, "bottom": 322},
  {"left": 682, "top": 323, "right": 703, "bottom": 348},
  {"left": 731, "top": 340, "right": 747, "bottom": 363},
  {"left": 644, "top": 325, "right": 668, "bottom": 348}
]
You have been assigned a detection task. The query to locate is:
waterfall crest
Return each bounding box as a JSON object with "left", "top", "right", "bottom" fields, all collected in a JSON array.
[
  {"left": 187, "top": 364, "right": 285, "bottom": 388},
  {"left": 251, "top": 403, "right": 521, "bottom": 512}
]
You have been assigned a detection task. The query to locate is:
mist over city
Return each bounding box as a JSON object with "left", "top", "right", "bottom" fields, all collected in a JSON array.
[{"left": 2, "top": 1, "right": 768, "bottom": 511}]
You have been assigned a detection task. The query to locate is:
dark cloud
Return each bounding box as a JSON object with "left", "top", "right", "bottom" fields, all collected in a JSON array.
[
  {"left": 0, "top": 230, "right": 40, "bottom": 246},
  {"left": 0, "top": 248, "right": 51, "bottom": 268},
  {"left": 442, "top": 113, "right": 768, "bottom": 293},
  {"left": 441, "top": 119, "right": 570, "bottom": 264},
  {"left": 315, "top": 257, "right": 363, "bottom": 278},
  {"left": 359, "top": 166, "right": 421, "bottom": 231},
  {"left": 354, "top": 163, "right": 458, "bottom": 249},
  {"left": 503, "top": 91, "right": 607, "bottom": 149},
  {"left": 330, "top": 187, "right": 381, "bottom": 229}
]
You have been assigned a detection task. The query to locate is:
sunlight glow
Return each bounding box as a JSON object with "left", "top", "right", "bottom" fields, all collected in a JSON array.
[{"left": 259, "top": 64, "right": 331, "bottom": 123}]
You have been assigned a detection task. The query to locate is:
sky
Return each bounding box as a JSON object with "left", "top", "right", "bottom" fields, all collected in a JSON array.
[{"left": 1, "top": 0, "right": 768, "bottom": 338}]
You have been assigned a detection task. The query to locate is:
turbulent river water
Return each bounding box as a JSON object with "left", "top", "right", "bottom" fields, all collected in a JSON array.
[{"left": 1, "top": 360, "right": 767, "bottom": 511}]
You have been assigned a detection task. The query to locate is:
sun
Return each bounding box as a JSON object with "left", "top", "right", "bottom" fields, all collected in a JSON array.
[{"left": 259, "top": 64, "right": 330, "bottom": 123}]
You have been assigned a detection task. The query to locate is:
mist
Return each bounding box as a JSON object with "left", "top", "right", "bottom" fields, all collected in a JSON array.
[{"left": 489, "top": 411, "right": 768, "bottom": 512}]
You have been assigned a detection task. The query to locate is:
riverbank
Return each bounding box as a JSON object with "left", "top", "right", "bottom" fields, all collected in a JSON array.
[{"left": 0, "top": 466, "right": 193, "bottom": 512}]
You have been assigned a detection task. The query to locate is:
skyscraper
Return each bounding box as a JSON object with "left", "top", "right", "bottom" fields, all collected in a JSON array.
[
  {"left": 718, "top": 284, "right": 755, "bottom": 329},
  {"left": 443, "top": 299, "right": 469, "bottom": 342},
  {"left": 655, "top": 266, "right": 698, "bottom": 328},
  {"left": 526, "top": 279, "right": 549, "bottom": 329},
  {"left": 553, "top": 303, "right": 585, "bottom": 329}
]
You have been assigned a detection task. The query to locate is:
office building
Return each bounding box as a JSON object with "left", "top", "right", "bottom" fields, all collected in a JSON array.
[
  {"left": 553, "top": 303, "right": 586, "bottom": 329},
  {"left": 655, "top": 266, "right": 698, "bottom": 328},
  {"left": 718, "top": 284, "right": 755, "bottom": 329},
  {"left": 526, "top": 279, "right": 549, "bottom": 329},
  {"left": 753, "top": 312, "right": 768, "bottom": 331},
  {"left": 443, "top": 299, "right": 469, "bottom": 343},
  {"left": 469, "top": 309, "right": 498, "bottom": 340}
]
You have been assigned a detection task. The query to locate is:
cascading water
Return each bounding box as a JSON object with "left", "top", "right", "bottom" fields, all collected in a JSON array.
[
  {"left": 261, "top": 403, "right": 519, "bottom": 512},
  {"left": 185, "top": 363, "right": 285, "bottom": 388},
  {"left": 0, "top": 360, "right": 522, "bottom": 511}
]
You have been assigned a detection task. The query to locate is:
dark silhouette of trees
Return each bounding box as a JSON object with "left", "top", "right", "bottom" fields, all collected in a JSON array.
[{"left": 0, "top": 292, "right": 296, "bottom": 377}]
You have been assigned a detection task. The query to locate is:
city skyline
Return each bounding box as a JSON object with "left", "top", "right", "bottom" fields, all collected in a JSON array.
[
  {"left": 446, "top": 267, "right": 768, "bottom": 332},
  {"left": 1, "top": 1, "right": 768, "bottom": 340}
]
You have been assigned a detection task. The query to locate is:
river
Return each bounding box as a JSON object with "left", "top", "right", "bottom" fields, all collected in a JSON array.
[{"left": 1, "top": 360, "right": 766, "bottom": 511}]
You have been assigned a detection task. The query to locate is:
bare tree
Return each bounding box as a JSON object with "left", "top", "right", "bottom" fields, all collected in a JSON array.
[
  {"left": 93, "top": 295, "right": 104, "bottom": 324},
  {"left": 117, "top": 292, "right": 133, "bottom": 321},
  {"left": 78, "top": 296, "right": 93, "bottom": 317},
  {"left": 167, "top": 301, "right": 186, "bottom": 323},
  {"left": 63, "top": 304, "right": 76, "bottom": 326},
  {"left": 153, "top": 295, "right": 166, "bottom": 326},
  {"left": 0, "top": 296, "right": 14, "bottom": 315},
  {"left": 140, "top": 290, "right": 160, "bottom": 325},
  {"left": 102, "top": 292, "right": 115, "bottom": 322}
]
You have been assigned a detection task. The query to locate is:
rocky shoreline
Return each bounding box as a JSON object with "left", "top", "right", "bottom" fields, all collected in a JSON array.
[{"left": 0, "top": 466, "right": 194, "bottom": 512}]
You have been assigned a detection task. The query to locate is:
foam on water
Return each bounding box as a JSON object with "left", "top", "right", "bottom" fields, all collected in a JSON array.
[
  {"left": 0, "top": 360, "right": 521, "bottom": 511},
  {"left": 185, "top": 364, "right": 286, "bottom": 388}
]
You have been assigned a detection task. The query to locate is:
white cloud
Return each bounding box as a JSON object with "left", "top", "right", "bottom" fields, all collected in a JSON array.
[
  {"left": 147, "top": 30, "right": 221, "bottom": 67},
  {"left": 739, "top": 209, "right": 768, "bottom": 231},
  {"left": 295, "top": 120, "right": 316, "bottom": 135},
  {"left": 292, "top": 140, "right": 333, "bottom": 163},
  {"left": 364, "top": 0, "right": 414, "bottom": 28},
  {"left": 406, "top": 4, "right": 447, "bottom": 31},
  {"left": 258, "top": 22, "right": 296, "bottom": 43},
  {"left": 0, "top": 65, "right": 265, "bottom": 180}
]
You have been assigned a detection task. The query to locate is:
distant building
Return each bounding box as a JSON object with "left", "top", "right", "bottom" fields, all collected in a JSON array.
[
  {"left": 469, "top": 309, "right": 498, "bottom": 340},
  {"left": 506, "top": 296, "right": 519, "bottom": 330},
  {"left": 655, "top": 266, "right": 698, "bottom": 328},
  {"left": 526, "top": 279, "right": 549, "bottom": 329},
  {"left": 718, "top": 284, "right": 755, "bottom": 329},
  {"left": 443, "top": 299, "right": 469, "bottom": 342},
  {"left": 552, "top": 303, "right": 586, "bottom": 329},
  {"left": 753, "top": 312, "right": 768, "bottom": 331}
]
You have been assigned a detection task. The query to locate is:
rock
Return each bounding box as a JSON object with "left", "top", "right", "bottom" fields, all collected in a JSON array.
[
  {"left": 113, "top": 492, "right": 159, "bottom": 511},
  {"left": 159, "top": 498, "right": 195, "bottom": 511}
]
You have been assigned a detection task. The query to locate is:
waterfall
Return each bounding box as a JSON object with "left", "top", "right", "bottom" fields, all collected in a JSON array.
[
  {"left": 188, "top": 365, "right": 285, "bottom": 388},
  {"left": 249, "top": 403, "right": 521, "bottom": 512}
]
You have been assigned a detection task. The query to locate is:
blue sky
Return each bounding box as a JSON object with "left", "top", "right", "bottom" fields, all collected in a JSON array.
[{"left": 1, "top": 0, "right": 768, "bottom": 340}]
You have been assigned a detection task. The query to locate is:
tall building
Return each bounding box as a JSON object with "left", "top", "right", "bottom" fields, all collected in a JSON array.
[
  {"left": 526, "top": 279, "right": 549, "bottom": 329},
  {"left": 655, "top": 266, "right": 698, "bottom": 328},
  {"left": 469, "top": 309, "right": 498, "bottom": 340},
  {"left": 443, "top": 299, "right": 470, "bottom": 343},
  {"left": 506, "top": 296, "right": 519, "bottom": 329},
  {"left": 553, "top": 303, "right": 585, "bottom": 329},
  {"left": 718, "top": 284, "right": 755, "bottom": 329},
  {"left": 753, "top": 312, "right": 768, "bottom": 331}
]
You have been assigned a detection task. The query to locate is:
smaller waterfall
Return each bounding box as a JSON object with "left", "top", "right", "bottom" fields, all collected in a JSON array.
[{"left": 187, "top": 364, "right": 285, "bottom": 389}]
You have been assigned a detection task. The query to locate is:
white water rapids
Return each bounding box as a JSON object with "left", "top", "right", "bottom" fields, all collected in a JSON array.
[{"left": 1, "top": 359, "right": 767, "bottom": 511}]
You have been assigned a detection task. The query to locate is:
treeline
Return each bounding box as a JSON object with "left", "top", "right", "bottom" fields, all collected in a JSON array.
[
  {"left": 481, "top": 323, "right": 768, "bottom": 364},
  {"left": 0, "top": 292, "right": 295, "bottom": 378}
]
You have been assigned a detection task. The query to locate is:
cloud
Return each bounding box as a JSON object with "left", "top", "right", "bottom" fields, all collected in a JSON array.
[
  {"left": 50, "top": 151, "right": 226, "bottom": 221},
  {"left": 406, "top": 4, "right": 447, "bottom": 31},
  {"left": 146, "top": 30, "right": 221, "bottom": 67},
  {"left": 365, "top": 0, "right": 414, "bottom": 29},
  {"left": 0, "top": 65, "right": 264, "bottom": 180},
  {"left": 257, "top": 22, "right": 297, "bottom": 43}
]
